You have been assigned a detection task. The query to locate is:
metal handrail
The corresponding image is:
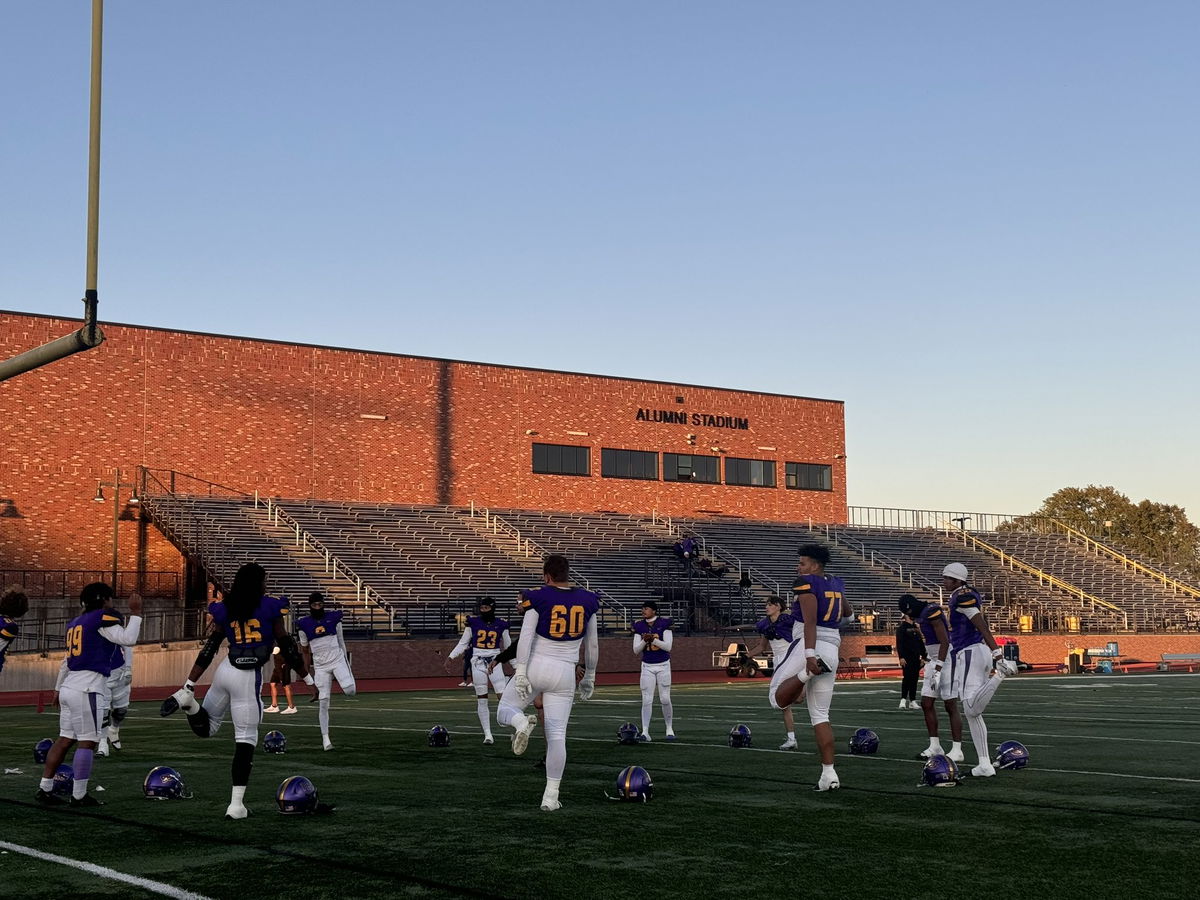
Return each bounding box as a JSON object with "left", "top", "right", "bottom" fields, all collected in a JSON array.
[
  {"left": 141, "top": 467, "right": 250, "bottom": 499},
  {"left": 258, "top": 497, "right": 389, "bottom": 612},
  {"left": 822, "top": 525, "right": 942, "bottom": 597},
  {"left": 1045, "top": 519, "right": 1200, "bottom": 600},
  {"left": 466, "top": 505, "right": 629, "bottom": 629},
  {"left": 946, "top": 528, "right": 1129, "bottom": 629},
  {"left": 674, "top": 527, "right": 780, "bottom": 597}
]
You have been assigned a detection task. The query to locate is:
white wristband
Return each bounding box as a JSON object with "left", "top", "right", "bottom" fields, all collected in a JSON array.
[{"left": 804, "top": 649, "right": 817, "bottom": 659}]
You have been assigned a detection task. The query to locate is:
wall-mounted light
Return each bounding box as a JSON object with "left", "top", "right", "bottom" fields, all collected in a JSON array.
[
  {"left": 0, "top": 498, "right": 23, "bottom": 519},
  {"left": 834, "top": 453, "right": 846, "bottom": 459},
  {"left": 525, "top": 429, "right": 539, "bottom": 436},
  {"left": 359, "top": 413, "right": 388, "bottom": 421},
  {"left": 93, "top": 482, "right": 106, "bottom": 503},
  {"left": 686, "top": 434, "right": 696, "bottom": 440}
]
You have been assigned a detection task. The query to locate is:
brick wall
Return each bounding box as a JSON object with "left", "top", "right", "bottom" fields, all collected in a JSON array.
[{"left": 0, "top": 311, "right": 846, "bottom": 575}]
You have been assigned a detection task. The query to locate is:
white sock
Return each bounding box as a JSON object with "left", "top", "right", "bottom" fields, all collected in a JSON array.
[
  {"left": 640, "top": 696, "right": 652, "bottom": 734},
  {"left": 546, "top": 738, "right": 567, "bottom": 780},
  {"left": 476, "top": 698, "right": 493, "bottom": 739},
  {"left": 319, "top": 697, "right": 330, "bottom": 735},
  {"left": 72, "top": 779, "right": 88, "bottom": 800},
  {"left": 786, "top": 731, "right": 796, "bottom": 740},
  {"left": 821, "top": 763, "right": 837, "bottom": 777},
  {"left": 230, "top": 785, "right": 247, "bottom": 806},
  {"left": 966, "top": 715, "right": 989, "bottom": 765},
  {"left": 951, "top": 741, "right": 963, "bottom": 755},
  {"left": 543, "top": 776, "right": 561, "bottom": 799},
  {"left": 928, "top": 737, "right": 943, "bottom": 752},
  {"left": 40, "top": 777, "right": 54, "bottom": 792}
]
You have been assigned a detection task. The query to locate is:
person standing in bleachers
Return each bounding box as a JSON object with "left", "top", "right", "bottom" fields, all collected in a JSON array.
[{"left": 895, "top": 613, "right": 924, "bottom": 709}]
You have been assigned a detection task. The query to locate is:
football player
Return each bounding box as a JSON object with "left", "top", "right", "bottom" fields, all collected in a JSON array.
[
  {"left": 0, "top": 587, "right": 30, "bottom": 681},
  {"left": 898, "top": 594, "right": 964, "bottom": 762},
  {"left": 632, "top": 601, "right": 676, "bottom": 742},
  {"left": 754, "top": 596, "right": 799, "bottom": 749},
  {"left": 488, "top": 628, "right": 548, "bottom": 766},
  {"left": 448, "top": 597, "right": 511, "bottom": 744},
  {"left": 161, "top": 563, "right": 315, "bottom": 819},
  {"left": 942, "top": 563, "right": 1018, "bottom": 777},
  {"left": 297, "top": 592, "right": 356, "bottom": 751},
  {"left": 97, "top": 641, "right": 133, "bottom": 756},
  {"left": 768, "top": 544, "right": 849, "bottom": 791},
  {"left": 496, "top": 554, "right": 599, "bottom": 811},
  {"left": 35, "top": 583, "right": 143, "bottom": 807}
]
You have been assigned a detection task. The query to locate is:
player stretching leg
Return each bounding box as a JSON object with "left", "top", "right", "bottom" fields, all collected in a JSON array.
[
  {"left": 898, "top": 594, "right": 964, "bottom": 762},
  {"left": 297, "top": 592, "right": 357, "bottom": 751},
  {"left": 496, "top": 554, "right": 599, "bottom": 811},
  {"left": 754, "top": 596, "right": 799, "bottom": 749},
  {"left": 769, "top": 544, "right": 848, "bottom": 791},
  {"left": 161, "top": 563, "right": 315, "bottom": 819},
  {"left": 449, "top": 597, "right": 511, "bottom": 744},
  {"left": 36, "top": 583, "right": 142, "bottom": 807},
  {"left": 942, "top": 563, "right": 1018, "bottom": 777},
  {"left": 633, "top": 601, "right": 676, "bottom": 742}
]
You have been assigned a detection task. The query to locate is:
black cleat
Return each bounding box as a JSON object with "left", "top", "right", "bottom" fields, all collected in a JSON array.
[
  {"left": 70, "top": 794, "right": 103, "bottom": 808},
  {"left": 35, "top": 789, "right": 65, "bottom": 806},
  {"left": 160, "top": 696, "right": 181, "bottom": 717}
]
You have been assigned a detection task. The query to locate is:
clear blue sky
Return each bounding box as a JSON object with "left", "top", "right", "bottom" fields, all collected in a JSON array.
[{"left": 3, "top": 1, "right": 1198, "bottom": 519}]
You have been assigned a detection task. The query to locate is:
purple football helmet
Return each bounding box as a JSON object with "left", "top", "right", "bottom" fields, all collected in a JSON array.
[
  {"left": 263, "top": 730, "right": 287, "bottom": 754},
  {"left": 920, "top": 754, "right": 960, "bottom": 788},
  {"left": 51, "top": 764, "right": 74, "bottom": 796},
  {"left": 615, "top": 765, "right": 653, "bottom": 802},
  {"left": 144, "top": 766, "right": 191, "bottom": 800},
  {"left": 994, "top": 740, "right": 1029, "bottom": 770},
  {"left": 617, "top": 723, "right": 639, "bottom": 745},
  {"left": 276, "top": 775, "right": 319, "bottom": 814},
  {"left": 849, "top": 728, "right": 879, "bottom": 754},
  {"left": 34, "top": 738, "right": 54, "bottom": 764},
  {"left": 728, "top": 724, "right": 752, "bottom": 748},
  {"left": 428, "top": 725, "right": 451, "bottom": 747}
]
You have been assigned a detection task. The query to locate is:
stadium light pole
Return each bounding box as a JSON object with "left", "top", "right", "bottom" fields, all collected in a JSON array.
[
  {"left": 0, "top": 0, "right": 106, "bottom": 383},
  {"left": 93, "top": 466, "right": 140, "bottom": 593}
]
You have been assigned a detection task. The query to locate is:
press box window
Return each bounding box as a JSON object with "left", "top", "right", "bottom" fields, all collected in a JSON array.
[
  {"left": 786, "top": 462, "right": 833, "bottom": 492},
  {"left": 532, "top": 443, "right": 590, "bottom": 477},
  {"left": 724, "top": 457, "right": 776, "bottom": 488},
  {"left": 663, "top": 453, "right": 719, "bottom": 484},
  {"left": 601, "top": 448, "right": 658, "bottom": 480}
]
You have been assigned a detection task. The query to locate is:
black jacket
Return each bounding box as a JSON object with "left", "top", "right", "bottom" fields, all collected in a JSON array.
[{"left": 895, "top": 621, "right": 925, "bottom": 662}]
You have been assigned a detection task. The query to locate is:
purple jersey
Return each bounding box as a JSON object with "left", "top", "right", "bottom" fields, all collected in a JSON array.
[
  {"left": 297, "top": 609, "right": 344, "bottom": 643},
  {"left": 209, "top": 595, "right": 288, "bottom": 670},
  {"left": 0, "top": 614, "right": 19, "bottom": 673},
  {"left": 65, "top": 608, "right": 126, "bottom": 676},
  {"left": 464, "top": 615, "right": 509, "bottom": 651},
  {"left": 948, "top": 587, "right": 985, "bottom": 652},
  {"left": 755, "top": 612, "right": 796, "bottom": 644},
  {"left": 519, "top": 585, "right": 600, "bottom": 642},
  {"left": 915, "top": 604, "right": 947, "bottom": 646},
  {"left": 633, "top": 617, "right": 672, "bottom": 664},
  {"left": 791, "top": 574, "right": 846, "bottom": 631}
]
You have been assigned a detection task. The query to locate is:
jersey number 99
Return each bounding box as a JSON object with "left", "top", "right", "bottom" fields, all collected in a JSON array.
[
  {"left": 66, "top": 625, "right": 84, "bottom": 657},
  {"left": 548, "top": 605, "right": 586, "bottom": 639}
]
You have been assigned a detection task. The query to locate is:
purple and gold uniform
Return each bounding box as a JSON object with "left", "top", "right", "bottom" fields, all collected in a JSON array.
[
  {"left": 915, "top": 604, "right": 947, "bottom": 646},
  {"left": 633, "top": 617, "right": 672, "bottom": 664},
  {"left": 0, "top": 614, "right": 19, "bottom": 674},
  {"left": 948, "top": 587, "right": 985, "bottom": 652},
  {"left": 755, "top": 612, "right": 796, "bottom": 654},
  {"left": 66, "top": 608, "right": 127, "bottom": 678},
  {"left": 791, "top": 574, "right": 847, "bottom": 644},
  {"left": 519, "top": 586, "right": 600, "bottom": 653},
  {"left": 297, "top": 608, "right": 345, "bottom": 646},
  {"left": 465, "top": 614, "right": 510, "bottom": 652},
  {"left": 209, "top": 595, "right": 288, "bottom": 669}
]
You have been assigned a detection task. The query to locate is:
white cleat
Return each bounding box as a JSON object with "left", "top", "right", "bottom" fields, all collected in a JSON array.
[
  {"left": 224, "top": 803, "right": 250, "bottom": 820},
  {"left": 898, "top": 700, "right": 908, "bottom": 710},
  {"left": 96, "top": 740, "right": 109, "bottom": 757},
  {"left": 909, "top": 701, "right": 922, "bottom": 710},
  {"left": 280, "top": 707, "right": 298, "bottom": 715},
  {"left": 947, "top": 748, "right": 965, "bottom": 763},
  {"left": 264, "top": 705, "right": 280, "bottom": 714},
  {"left": 322, "top": 736, "right": 334, "bottom": 752},
  {"left": 995, "top": 659, "right": 1019, "bottom": 677},
  {"left": 483, "top": 736, "right": 494, "bottom": 745},
  {"left": 511, "top": 714, "right": 537, "bottom": 757},
  {"left": 779, "top": 738, "right": 797, "bottom": 751},
  {"left": 813, "top": 771, "right": 841, "bottom": 792},
  {"left": 970, "top": 763, "right": 997, "bottom": 778},
  {"left": 919, "top": 747, "right": 940, "bottom": 759},
  {"left": 540, "top": 791, "right": 561, "bottom": 811}
]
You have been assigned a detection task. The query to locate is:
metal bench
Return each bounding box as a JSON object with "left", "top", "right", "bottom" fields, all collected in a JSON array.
[{"left": 1159, "top": 652, "right": 1200, "bottom": 672}]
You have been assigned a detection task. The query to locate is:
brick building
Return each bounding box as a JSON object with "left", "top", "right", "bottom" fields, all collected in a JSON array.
[{"left": 0, "top": 310, "right": 846, "bottom": 576}]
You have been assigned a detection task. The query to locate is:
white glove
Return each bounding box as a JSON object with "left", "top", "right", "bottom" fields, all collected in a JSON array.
[
  {"left": 991, "top": 647, "right": 1005, "bottom": 661},
  {"left": 927, "top": 661, "right": 943, "bottom": 690},
  {"left": 513, "top": 665, "right": 533, "bottom": 703},
  {"left": 578, "top": 673, "right": 595, "bottom": 701}
]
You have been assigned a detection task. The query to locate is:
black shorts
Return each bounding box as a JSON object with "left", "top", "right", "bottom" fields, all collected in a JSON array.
[{"left": 271, "top": 659, "right": 293, "bottom": 685}]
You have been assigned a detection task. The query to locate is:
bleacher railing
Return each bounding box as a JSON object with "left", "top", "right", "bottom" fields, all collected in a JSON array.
[
  {"left": 466, "top": 505, "right": 630, "bottom": 630},
  {"left": 847, "top": 506, "right": 1029, "bottom": 533},
  {"left": 0, "top": 569, "right": 180, "bottom": 600},
  {"left": 818, "top": 526, "right": 943, "bottom": 597},
  {"left": 11, "top": 608, "right": 209, "bottom": 654},
  {"left": 1043, "top": 519, "right": 1200, "bottom": 600}
]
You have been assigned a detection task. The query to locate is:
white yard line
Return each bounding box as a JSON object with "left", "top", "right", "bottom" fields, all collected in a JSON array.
[{"left": 0, "top": 841, "right": 212, "bottom": 900}]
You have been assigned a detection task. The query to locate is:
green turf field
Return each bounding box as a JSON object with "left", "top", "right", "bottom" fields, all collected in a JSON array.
[{"left": 2, "top": 674, "right": 1199, "bottom": 899}]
